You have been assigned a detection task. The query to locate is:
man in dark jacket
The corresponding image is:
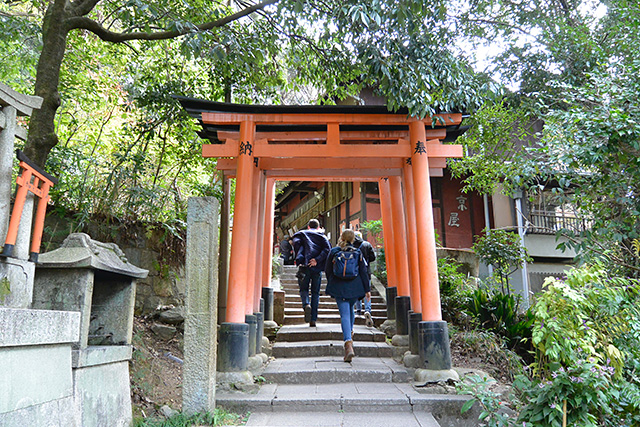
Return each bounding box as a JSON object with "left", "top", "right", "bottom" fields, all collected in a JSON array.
[
  {"left": 292, "top": 219, "right": 331, "bottom": 326},
  {"left": 280, "top": 237, "right": 294, "bottom": 265},
  {"left": 354, "top": 230, "right": 376, "bottom": 327}
]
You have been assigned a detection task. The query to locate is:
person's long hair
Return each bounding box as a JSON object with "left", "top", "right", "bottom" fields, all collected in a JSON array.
[{"left": 338, "top": 229, "right": 355, "bottom": 248}]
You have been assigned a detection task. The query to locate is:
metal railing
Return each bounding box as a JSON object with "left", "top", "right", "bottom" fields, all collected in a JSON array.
[{"left": 528, "top": 211, "right": 590, "bottom": 235}]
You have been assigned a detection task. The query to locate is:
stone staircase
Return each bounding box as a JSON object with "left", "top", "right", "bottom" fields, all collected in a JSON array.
[
  {"left": 217, "top": 265, "right": 478, "bottom": 427},
  {"left": 280, "top": 266, "right": 388, "bottom": 327}
]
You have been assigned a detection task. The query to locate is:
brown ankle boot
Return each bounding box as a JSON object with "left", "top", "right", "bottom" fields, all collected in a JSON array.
[{"left": 344, "top": 340, "right": 355, "bottom": 362}]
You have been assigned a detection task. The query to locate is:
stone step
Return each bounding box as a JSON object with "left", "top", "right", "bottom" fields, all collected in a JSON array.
[
  {"left": 284, "top": 307, "right": 388, "bottom": 318},
  {"left": 275, "top": 324, "right": 386, "bottom": 343},
  {"left": 217, "top": 383, "right": 477, "bottom": 425},
  {"left": 283, "top": 314, "right": 386, "bottom": 326},
  {"left": 284, "top": 301, "right": 387, "bottom": 310},
  {"left": 272, "top": 340, "right": 394, "bottom": 358},
  {"left": 284, "top": 294, "right": 385, "bottom": 304},
  {"left": 241, "top": 411, "right": 441, "bottom": 427},
  {"left": 260, "top": 356, "right": 411, "bottom": 385}
]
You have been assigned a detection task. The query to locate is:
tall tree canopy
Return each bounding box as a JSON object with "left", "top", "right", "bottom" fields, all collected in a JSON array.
[
  {"left": 1, "top": 0, "right": 492, "bottom": 225},
  {"left": 4, "top": 0, "right": 638, "bottom": 273},
  {"left": 449, "top": 0, "right": 640, "bottom": 274}
]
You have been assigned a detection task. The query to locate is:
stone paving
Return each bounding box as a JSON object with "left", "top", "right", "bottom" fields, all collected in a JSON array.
[{"left": 217, "top": 265, "right": 479, "bottom": 427}]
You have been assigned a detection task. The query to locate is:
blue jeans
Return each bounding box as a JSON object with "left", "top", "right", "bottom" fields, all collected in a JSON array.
[
  {"left": 335, "top": 297, "right": 357, "bottom": 341},
  {"left": 355, "top": 294, "right": 372, "bottom": 314},
  {"left": 298, "top": 267, "right": 322, "bottom": 322}
]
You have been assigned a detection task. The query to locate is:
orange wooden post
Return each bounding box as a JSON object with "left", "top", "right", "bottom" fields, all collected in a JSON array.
[
  {"left": 378, "top": 178, "right": 398, "bottom": 289},
  {"left": 225, "top": 121, "right": 256, "bottom": 323},
  {"left": 402, "top": 163, "right": 422, "bottom": 312},
  {"left": 409, "top": 121, "right": 442, "bottom": 321},
  {"left": 252, "top": 170, "right": 267, "bottom": 313},
  {"left": 2, "top": 168, "right": 32, "bottom": 253},
  {"left": 29, "top": 180, "right": 52, "bottom": 259},
  {"left": 262, "top": 178, "right": 276, "bottom": 288},
  {"left": 247, "top": 165, "right": 262, "bottom": 315},
  {"left": 389, "top": 175, "right": 411, "bottom": 297}
]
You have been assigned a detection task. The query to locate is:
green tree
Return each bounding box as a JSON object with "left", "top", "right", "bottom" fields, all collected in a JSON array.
[
  {"left": 1, "top": 0, "right": 494, "bottom": 169},
  {"left": 448, "top": 0, "right": 640, "bottom": 274}
]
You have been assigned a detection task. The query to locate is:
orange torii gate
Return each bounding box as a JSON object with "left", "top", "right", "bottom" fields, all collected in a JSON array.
[{"left": 176, "top": 97, "right": 466, "bottom": 375}]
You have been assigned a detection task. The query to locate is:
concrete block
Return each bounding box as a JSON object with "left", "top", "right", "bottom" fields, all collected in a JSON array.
[
  {"left": 0, "top": 344, "right": 73, "bottom": 414},
  {"left": 0, "top": 258, "right": 35, "bottom": 309},
  {"left": 0, "top": 395, "right": 78, "bottom": 427},
  {"left": 73, "top": 360, "right": 132, "bottom": 427},
  {"left": 0, "top": 307, "right": 80, "bottom": 347},
  {"left": 72, "top": 345, "right": 132, "bottom": 368}
]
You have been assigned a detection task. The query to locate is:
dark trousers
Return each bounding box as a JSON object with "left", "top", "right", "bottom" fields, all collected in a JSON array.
[{"left": 298, "top": 266, "right": 322, "bottom": 322}]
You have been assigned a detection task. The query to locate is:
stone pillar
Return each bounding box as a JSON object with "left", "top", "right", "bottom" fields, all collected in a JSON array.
[
  {"left": 183, "top": 197, "right": 220, "bottom": 415},
  {"left": 0, "top": 105, "right": 16, "bottom": 242},
  {"left": 13, "top": 194, "right": 35, "bottom": 261}
]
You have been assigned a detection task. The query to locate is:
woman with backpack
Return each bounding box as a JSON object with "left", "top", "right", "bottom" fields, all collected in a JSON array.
[{"left": 324, "top": 229, "right": 371, "bottom": 362}]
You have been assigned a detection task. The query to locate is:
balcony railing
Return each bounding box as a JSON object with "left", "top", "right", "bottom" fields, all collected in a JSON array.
[{"left": 528, "top": 211, "right": 590, "bottom": 235}]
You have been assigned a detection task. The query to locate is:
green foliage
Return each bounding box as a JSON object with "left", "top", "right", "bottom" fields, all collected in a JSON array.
[
  {"left": 449, "top": 101, "right": 539, "bottom": 197},
  {"left": 457, "top": 375, "right": 516, "bottom": 427},
  {"left": 438, "top": 257, "right": 472, "bottom": 324},
  {"left": 515, "top": 265, "right": 640, "bottom": 426},
  {"left": 0, "top": 277, "right": 11, "bottom": 303},
  {"left": 465, "top": 283, "right": 533, "bottom": 357},
  {"left": 132, "top": 408, "right": 244, "bottom": 427},
  {"left": 360, "top": 219, "right": 383, "bottom": 241},
  {"left": 472, "top": 229, "right": 531, "bottom": 291},
  {"left": 515, "top": 360, "right": 613, "bottom": 426}
]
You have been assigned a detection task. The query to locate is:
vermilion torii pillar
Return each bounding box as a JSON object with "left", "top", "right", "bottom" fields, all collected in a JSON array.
[{"left": 177, "top": 97, "right": 465, "bottom": 378}]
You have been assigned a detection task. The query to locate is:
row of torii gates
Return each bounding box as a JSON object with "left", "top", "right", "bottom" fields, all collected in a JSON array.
[{"left": 178, "top": 97, "right": 466, "bottom": 376}]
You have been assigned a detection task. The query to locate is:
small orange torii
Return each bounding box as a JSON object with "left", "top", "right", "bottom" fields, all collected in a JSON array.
[
  {"left": 1, "top": 150, "right": 58, "bottom": 262},
  {"left": 176, "top": 96, "right": 467, "bottom": 372}
]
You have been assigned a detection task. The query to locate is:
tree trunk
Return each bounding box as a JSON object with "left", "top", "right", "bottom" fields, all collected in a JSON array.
[{"left": 23, "top": 0, "right": 71, "bottom": 168}]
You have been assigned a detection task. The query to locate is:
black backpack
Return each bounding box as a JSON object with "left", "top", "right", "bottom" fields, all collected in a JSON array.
[{"left": 332, "top": 247, "right": 361, "bottom": 279}]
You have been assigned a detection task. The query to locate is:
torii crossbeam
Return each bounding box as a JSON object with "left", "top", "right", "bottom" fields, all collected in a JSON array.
[{"left": 176, "top": 97, "right": 467, "bottom": 378}]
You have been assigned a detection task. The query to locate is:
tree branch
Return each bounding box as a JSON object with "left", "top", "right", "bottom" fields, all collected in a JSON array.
[
  {"left": 65, "top": 0, "right": 279, "bottom": 42},
  {"left": 69, "top": 0, "right": 102, "bottom": 17}
]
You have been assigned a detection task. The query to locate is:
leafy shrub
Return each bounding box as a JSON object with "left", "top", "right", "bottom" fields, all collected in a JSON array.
[
  {"left": 514, "top": 265, "right": 640, "bottom": 426},
  {"left": 472, "top": 228, "right": 532, "bottom": 292},
  {"left": 438, "top": 257, "right": 473, "bottom": 325},
  {"left": 465, "top": 283, "right": 533, "bottom": 359},
  {"left": 458, "top": 374, "right": 517, "bottom": 427}
]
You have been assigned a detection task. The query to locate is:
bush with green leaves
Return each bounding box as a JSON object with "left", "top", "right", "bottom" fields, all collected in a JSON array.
[
  {"left": 472, "top": 229, "right": 532, "bottom": 292},
  {"left": 458, "top": 374, "right": 518, "bottom": 427},
  {"left": 465, "top": 282, "right": 534, "bottom": 359},
  {"left": 438, "top": 257, "right": 473, "bottom": 324},
  {"left": 513, "top": 265, "right": 640, "bottom": 426}
]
